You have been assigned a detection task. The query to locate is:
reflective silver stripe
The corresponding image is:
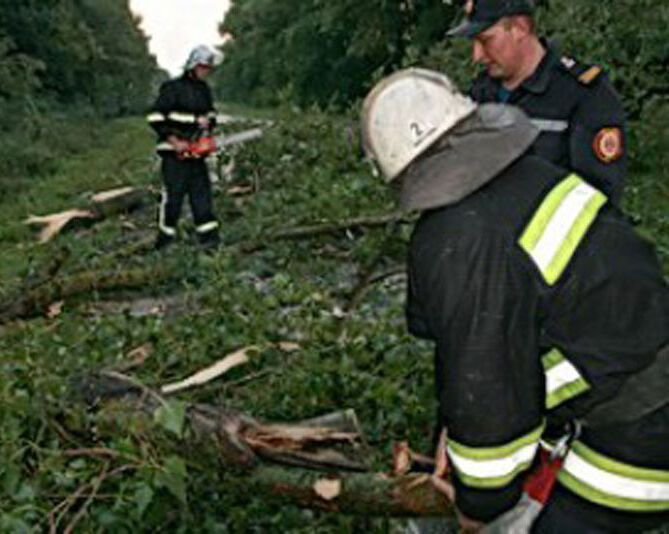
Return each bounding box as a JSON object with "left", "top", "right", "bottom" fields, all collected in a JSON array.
[
  {"left": 196, "top": 221, "right": 219, "bottom": 233},
  {"left": 156, "top": 142, "right": 175, "bottom": 151},
  {"left": 542, "top": 348, "right": 590, "bottom": 409},
  {"left": 519, "top": 174, "right": 607, "bottom": 286},
  {"left": 168, "top": 112, "right": 198, "bottom": 123},
  {"left": 531, "top": 118, "right": 569, "bottom": 132},
  {"left": 159, "top": 190, "right": 176, "bottom": 236},
  {"left": 559, "top": 441, "right": 669, "bottom": 511},
  {"left": 447, "top": 423, "right": 545, "bottom": 488},
  {"left": 147, "top": 112, "right": 165, "bottom": 123}
]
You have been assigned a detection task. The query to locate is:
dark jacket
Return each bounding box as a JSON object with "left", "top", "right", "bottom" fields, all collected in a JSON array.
[
  {"left": 147, "top": 72, "right": 217, "bottom": 154},
  {"left": 407, "top": 154, "right": 669, "bottom": 531},
  {"left": 471, "top": 42, "right": 627, "bottom": 204}
]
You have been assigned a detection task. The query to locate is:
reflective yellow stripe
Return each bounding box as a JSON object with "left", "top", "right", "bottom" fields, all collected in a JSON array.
[
  {"left": 448, "top": 423, "right": 545, "bottom": 489},
  {"left": 156, "top": 142, "right": 175, "bottom": 151},
  {"left": 147, "top": 112, "right": 165, "bottom": 123},
  {"left": 168, "top": 112, "right": 198, "bottom": 123},
  {"left": 158, "top": 190, "right": 176, "bottom": 236},
  {"left": 542, "top": 348, "right": 590, "bottom": 409},
  {"left": 519, "top": 174, "right": 607, "bottom": 286},
  {"left": 196, "top": 221, "right": 219, "bottom": 233},
  {"left": 559, "top": 441, "right": 669, "bottom": 511}
]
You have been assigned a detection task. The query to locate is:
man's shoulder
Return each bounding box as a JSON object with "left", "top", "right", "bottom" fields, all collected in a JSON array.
[
  {"left": 552, "top": 54, "right": 610, "bottom": 90},
  {"left": 159, "top": 76, "right": 183, "bottom": 91}
]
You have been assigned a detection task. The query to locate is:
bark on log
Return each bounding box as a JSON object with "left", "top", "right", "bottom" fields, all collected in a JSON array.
[
  {"left": 0, "top": 264, "right": 173, "bottom": 323},
  {"left": 90, "top": 187, "right": 150, "bottom": 218},
  {"left": 251, "top": 465, "right": 450, "bottom": 516},
  {"left": 75, "top": 372, "right": 454, "bottom": 518}
]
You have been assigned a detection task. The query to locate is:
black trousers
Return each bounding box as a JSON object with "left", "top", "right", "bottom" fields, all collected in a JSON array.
[{"left": 158, "top": 154, "right": 218, "bottom": 241}]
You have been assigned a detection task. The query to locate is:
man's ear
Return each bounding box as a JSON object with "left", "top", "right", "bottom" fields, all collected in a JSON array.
[{"left": 510, "top": 15, "right": 533, "bottom": 39}]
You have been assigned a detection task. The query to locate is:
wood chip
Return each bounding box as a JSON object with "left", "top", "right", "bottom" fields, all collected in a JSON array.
[
  {"left": 434, "top": 428, "right": 449, "bottom": 478},
  {"left": 124, "top": 344, "right": 153, "bottom": 368},
  {"left": 160, "top": 346, "right": 256, "bottom": 394},
  {"left": 313, "top": 478, "right": 341, "bottom": 501},
  {"left": 46, "top": 300, "right": 64, "bottom": 319},
  {"left": 226, "top": 185, "right": 253, "bottom": 196},
  {"left": 392, "top": 441, "right": 411, "bottom": 476}
]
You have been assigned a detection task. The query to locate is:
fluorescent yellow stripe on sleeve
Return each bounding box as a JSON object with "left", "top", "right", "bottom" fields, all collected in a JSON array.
[
  {"left": 519, "top": 174, "right": 607, "bottom": 286},
  {"left": 542, "top": 348, "right": 590, "bottom": 409},
  {"left": 559, "top": 441, "right": 669, "bottom": 511}
]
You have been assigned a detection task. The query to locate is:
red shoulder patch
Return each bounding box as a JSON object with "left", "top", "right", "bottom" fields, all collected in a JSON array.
[{"left": 593, "top": 127, "right": 623, "bottom": 163}]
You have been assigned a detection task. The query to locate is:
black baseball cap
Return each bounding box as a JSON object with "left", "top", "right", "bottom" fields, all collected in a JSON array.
[{"left": 447, "top": 0, "right": 535, "bottom": 38}]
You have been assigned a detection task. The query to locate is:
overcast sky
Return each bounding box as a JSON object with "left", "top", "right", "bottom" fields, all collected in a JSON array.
[{"left": 129, "top": 0, "right": 230, "bottom": 75}]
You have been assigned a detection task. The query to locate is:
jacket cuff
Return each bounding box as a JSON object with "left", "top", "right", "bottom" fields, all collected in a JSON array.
[{"left": 453, "top": 476, "right": 522, "bottom": 523}]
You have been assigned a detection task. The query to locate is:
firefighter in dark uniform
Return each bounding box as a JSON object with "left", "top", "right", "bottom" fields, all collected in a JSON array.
[
  {"left": 448, "top": 0, "right": 627, "bottom": 205},
  {"left": 361, "top": 69, "right": 669, "bottom": 533},
  {"left": 147, "top": 45, "right": 220, "bottom": 250}
]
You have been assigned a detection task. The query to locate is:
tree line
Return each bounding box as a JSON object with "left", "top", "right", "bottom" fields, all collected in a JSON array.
[
  {"left": 215, "top": 0, "right": 669, "bottom": 118},
  {"left": 0, "top": 0, "right": 159, "bottom": 191}
]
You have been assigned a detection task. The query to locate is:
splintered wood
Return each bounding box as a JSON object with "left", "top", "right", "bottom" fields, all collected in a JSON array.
[
  {"left": 160, "top": 346, "right": 255, "bottom": 394},
  {"left": 25, "top": 210, "right": 98, "bottom": 243}
]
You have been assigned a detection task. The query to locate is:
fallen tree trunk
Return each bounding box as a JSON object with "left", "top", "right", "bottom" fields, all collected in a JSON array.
[
  {"left": 238, "top": 212, "right": 413, "bottom": 253},
  {"left": 0, "top": 264, "right": 174, "bottom": 323},
  {"left": 4, "top": 213, "right": 410, "bottom": 323},
  {"left": 75, "top": 371, "right": 453, "bottom": 518},
  {"left": 24, "top": 187, "right": 151, "bottom": 243},
  {"left": 251, "top": 465, "right": 449, "bottom": 516}
]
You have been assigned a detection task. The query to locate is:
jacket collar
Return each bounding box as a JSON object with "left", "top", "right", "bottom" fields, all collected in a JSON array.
[{"left": 518, "top": 39, "right": 560, "bottom": 95}]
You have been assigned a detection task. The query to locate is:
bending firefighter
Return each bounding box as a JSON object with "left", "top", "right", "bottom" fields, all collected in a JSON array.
[
  {"left": 361, "top": 69, "right": 669, "bottom": 532},
  {"left": 147, "top": 45, "right": 220, "bottom": 250}
]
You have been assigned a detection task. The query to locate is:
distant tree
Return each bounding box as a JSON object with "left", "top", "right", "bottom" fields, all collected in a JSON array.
[
  {"left": 215, "top": 0, "right": 458, "bottom": 107},
  {"left": 0, "top": 0, "right": 158, "bottom": 115},
  {"left": 216, "top": 0, "right": 669, "bottom": 116}
]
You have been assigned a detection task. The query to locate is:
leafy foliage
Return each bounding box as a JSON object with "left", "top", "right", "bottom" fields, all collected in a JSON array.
[
  {"left": 0, "top": 1, "right": 667, "bottom": 531},
  {"left": 0, "top": 0, "right": 159, "bottom": 217},
  {"left": 215, "top": 0, "right": 459, "bottom": 107}
]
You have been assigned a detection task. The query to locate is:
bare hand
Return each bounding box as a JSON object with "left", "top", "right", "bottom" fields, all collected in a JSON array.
[{"left": 168, "top": 136, "right": 190, "bottom": 153}]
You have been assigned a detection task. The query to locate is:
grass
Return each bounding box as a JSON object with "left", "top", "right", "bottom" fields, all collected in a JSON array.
[{"left": 0, "top": 101, "right": 666, "bottom": 532}]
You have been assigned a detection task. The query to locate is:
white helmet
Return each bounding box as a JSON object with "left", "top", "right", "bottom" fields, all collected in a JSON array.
[
  {"left": 184, "top": 45, "right": 217, "bottom": 71},
  {"left": 361, "top": 68, "right": 477, "bottom": 182}
]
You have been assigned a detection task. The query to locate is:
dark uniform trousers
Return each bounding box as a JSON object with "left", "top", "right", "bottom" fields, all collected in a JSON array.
[{"left": 158, "top": 154, "right": 219, "bottom": 245}]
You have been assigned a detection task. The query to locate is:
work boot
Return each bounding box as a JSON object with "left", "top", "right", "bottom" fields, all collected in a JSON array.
[
  {"left": 198, "top": 230, "right": 220, "bottom": 250},
  {"left": 154, "top": 232, "right": 175, "bottom": 250}
]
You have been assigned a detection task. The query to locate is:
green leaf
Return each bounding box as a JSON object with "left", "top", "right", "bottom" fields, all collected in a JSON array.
[
  {"left": 154, "top": 455, "right": 187, "bottom": 505},
  {"left": 134, "top": 482, "right": 154, "bottom": 518},
  {"left": 153, "top": 400, "right": 186, "bottom": 438}
]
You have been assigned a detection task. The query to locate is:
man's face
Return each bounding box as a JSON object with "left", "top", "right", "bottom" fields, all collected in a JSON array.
[
  {"left": 193, "top": 64, "right": 213, "bottom": 80},
  {"left": 471, "top": 18, "right": 522, "bottom": 81}
]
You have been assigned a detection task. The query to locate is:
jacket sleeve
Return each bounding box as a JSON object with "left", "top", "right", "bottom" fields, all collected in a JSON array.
[
  {"left": 147, "top": 82, "right": 178, "bottom": 139},
  {"left": 569, "top": 74, "right": 627, "bottom": 204},
  {"left": 410, "top": 228, "right": 545, "bottom": 522}
]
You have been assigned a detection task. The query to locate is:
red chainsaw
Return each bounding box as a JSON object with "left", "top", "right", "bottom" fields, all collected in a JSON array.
[{"left": 178, "top": 128, "right": 264, "bottom": 159}]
